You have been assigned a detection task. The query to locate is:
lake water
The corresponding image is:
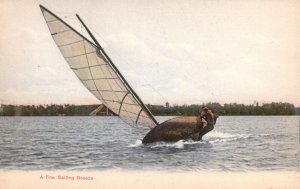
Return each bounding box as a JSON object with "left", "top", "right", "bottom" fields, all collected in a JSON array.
[{"left": 0, "top": 116, "right": 299, "bottom": 171}]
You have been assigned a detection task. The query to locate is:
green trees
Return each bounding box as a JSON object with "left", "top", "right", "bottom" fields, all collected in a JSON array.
[
  {"left": 148, "top": 102, "right": 296, "bottom": 116},
  {"left": 0, "top": 104, "right": 99, "bottom": 116},
  {"left": 0, "top": 102, "right": 297, "bottom": 116}
]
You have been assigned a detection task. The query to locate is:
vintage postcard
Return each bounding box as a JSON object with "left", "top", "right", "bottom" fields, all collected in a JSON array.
[{"left": 0, "top": 0, "right": 300, "bottom": 188}]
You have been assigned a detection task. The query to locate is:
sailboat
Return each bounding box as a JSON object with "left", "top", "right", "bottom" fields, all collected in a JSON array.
[{"left": 40, "top": 5, "right": 216, "bottom": 143}]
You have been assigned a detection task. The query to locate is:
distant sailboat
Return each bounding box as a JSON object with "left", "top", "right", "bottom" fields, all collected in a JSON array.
[{"left": 40, "top": 5, "right": 216, "bottom": 143}]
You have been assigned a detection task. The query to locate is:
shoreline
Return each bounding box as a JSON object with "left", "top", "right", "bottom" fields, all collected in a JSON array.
[{"left": 1, "top": 170, "right": 299, "bottom": 189}]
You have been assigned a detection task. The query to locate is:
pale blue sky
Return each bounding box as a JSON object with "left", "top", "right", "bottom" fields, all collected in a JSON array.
[{"left": 0, "top": 0, "right": 299, "bottom": 106}]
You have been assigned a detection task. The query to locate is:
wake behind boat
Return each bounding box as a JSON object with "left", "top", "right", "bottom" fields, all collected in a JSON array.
[{"left": 39, "top": 5, "right": 216, "bottom": 143}]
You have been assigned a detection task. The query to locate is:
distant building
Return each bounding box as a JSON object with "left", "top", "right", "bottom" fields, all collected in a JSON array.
[{"left": 89, "top": 104, "right": 116, "bottom": 116}]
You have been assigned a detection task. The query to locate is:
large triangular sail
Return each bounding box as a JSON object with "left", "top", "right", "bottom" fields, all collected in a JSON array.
[{"left": 40, "top": 5, "right": 158, "bottom": 128}]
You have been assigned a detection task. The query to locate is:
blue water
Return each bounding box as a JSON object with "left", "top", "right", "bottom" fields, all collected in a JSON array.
[{"left": 0, "top": 116, "right": 299, "bottom": 171}]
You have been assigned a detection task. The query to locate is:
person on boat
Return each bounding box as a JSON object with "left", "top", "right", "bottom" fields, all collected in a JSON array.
[
  {"left": 198, "top": 107, "right": 217, "bottom": 140},
  {"left": 200, "top": 107, "right": 214, "bottom": 127}
]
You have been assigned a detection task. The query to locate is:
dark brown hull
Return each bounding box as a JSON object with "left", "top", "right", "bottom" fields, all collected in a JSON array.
[{"left": 142, "top": 116, "right": 212, "bottom": 143}]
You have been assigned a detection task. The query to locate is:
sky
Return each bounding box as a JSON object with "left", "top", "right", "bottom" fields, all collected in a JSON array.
[{"left": 0, "top": 0, "right": 299, "bottom": 106}]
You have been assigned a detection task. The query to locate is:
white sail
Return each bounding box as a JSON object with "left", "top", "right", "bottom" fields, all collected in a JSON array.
[{"left": 40, "top": 5, "right": 158, "bottom": 128}]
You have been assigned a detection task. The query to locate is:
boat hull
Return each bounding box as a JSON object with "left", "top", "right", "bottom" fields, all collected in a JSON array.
[{"left": 142, "top": 116, "right": 213, "bottom": 143}]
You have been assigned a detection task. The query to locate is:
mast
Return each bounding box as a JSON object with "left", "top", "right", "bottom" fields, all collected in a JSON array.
[{"left": 76, "top": 14, "right": 159, "bottom": 126}]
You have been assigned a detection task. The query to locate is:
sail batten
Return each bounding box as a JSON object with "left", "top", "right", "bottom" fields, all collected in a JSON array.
[
  {"left": 58, "top": 40, "right": 84, "bottom": 48},
  {"left": 70, "top": 65, "right": 108, "bottom": 70},
  {"left": 40, "top": 5, "right": 158, "bottom": 128}
]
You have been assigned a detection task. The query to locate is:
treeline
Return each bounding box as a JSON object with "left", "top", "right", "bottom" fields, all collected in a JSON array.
[
  {"left": 0, "top": 104, "right": 99, "bottom": 116},
  {"left": 148, "top": 102, "right": 297, "bottom": 116},
  {"left": 0, "top": 102, "right": 298, "bottom": 116}
]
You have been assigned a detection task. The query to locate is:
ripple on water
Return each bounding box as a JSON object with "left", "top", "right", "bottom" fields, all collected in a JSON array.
[{"left": 0, "top": 116, "right": 299, "bottom": 171}]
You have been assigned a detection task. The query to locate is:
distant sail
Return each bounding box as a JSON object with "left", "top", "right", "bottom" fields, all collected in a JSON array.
[{"left": 40, "top": 5, "right": 158, "bottom": 128}]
